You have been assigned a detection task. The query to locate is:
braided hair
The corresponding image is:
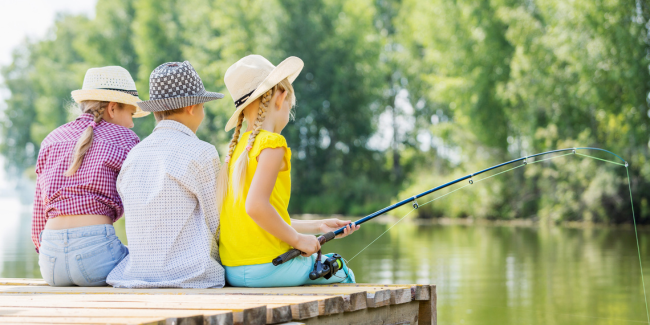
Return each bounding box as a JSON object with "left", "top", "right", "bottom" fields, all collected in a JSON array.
[
  {"left": 64, "top": 101, "right": 117, "bottom": 176},
  {"left": 216, "top": 78, "right": 295, "bottom": 210}
]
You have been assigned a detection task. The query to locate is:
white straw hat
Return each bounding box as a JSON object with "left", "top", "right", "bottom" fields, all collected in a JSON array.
[
  {"left": 71, "top": 66, "right": 149, "bottom": 118},
  {"left": 223, "top": 55, "right": 304, "bottom": 131}
]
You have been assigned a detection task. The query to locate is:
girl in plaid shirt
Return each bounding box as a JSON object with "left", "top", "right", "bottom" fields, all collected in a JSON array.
[{"left": 33, "top": 66, "right": 149, "bottom": 286}]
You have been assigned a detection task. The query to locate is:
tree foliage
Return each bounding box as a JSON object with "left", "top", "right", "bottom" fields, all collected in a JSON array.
[{"left": 2, "top": 0, "right": 649, "bottom": 222}]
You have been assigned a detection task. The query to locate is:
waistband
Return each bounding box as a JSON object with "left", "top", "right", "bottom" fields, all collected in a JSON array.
[{"left": 41, "top": 224, "right": 115, "bottom": 240}]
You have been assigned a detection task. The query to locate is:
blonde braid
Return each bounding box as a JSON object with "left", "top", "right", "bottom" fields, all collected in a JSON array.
[
  {"left": 64, "top": 101, "right": 109, "bottom": 176},
  {"left": 231, "top": 89, "right": 272, "bottom": 203},
  {"left": 216, "top": 112, "right": 244, "bottom": 210}
]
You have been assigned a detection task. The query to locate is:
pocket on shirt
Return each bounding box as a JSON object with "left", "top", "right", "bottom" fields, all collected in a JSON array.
[
  {"left": 38, "top": 252, "right": 56, "bottom": 286},
  {"left": 75, "top": 244, "right": 118, "bottom": 285}
]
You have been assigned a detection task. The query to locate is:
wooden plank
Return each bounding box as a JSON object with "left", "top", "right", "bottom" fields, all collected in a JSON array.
[
  {"left": 413, "top": 284, "right": 431, "bottom": 300},
  {"left": 316, "top": 283, "right": 431, "bottom": 301},
  {"left": 0, "top": 285, "right": 372, "bottom": 313},
  {"left": 93, "top": 293, "right": 327, "bottom": 321},
  {"left": 364, "top": 289, "right": 391, "bottom": 308},
  {"left": 316, "top": 295, "right": 343, "bottom": 316},
  {"left": 205, "top": 311, "right": 234, "bottom": 325},
  {"left": 306, "top": 284, "right": 413, "bottom": 306},
  {"left": 0, "top": 294, "right": 333, "bottom": 323},
  {"left": 417, "top": 284, "right": 437, "bottom": 325},
  {"left": 288, "top": 300, "right": 318, "bottom": 320},
  {"left": 300, "top": 301, "right": 420, "bottom": 325},
  {"left": 0, "top": 316, "right": 167, "bottom": 324},
  {"left": 388, "top": 287, "right": 411, "bottom": 305},
  {"left": 339, "top": 291, "right": 367, "bottom": 312},
  {"left": 0, "top": 298, "right": 266, "bottom": 325},
  {"left": 0, "top": 296, "right": 265, "bottom": 311},
  {"left": 0, "top": 308, "right": 233, "bottom": 325},
  {"left": 0, "top": 307, "right": 227, "bottom": 319},
  {"left": 0, "top": 285, "right": 371, "bottom": 296},
  {"left": 0, "top": 279, "right": 47, "bottom": 286},
  {"left": 306, "top": 284, "right": 414, "bottom": 288},
  {"left": 0, "top": 279, "right": 428, "bottom": 301}
]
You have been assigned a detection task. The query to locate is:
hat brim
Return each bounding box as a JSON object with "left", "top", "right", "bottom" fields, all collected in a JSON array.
[
  {"left": 71, "top": 89, "right": 150, "bottom": 118},
  {"left": 136, "top": 90, "right": 225, "bottom": 112},
  {"left": 225, "top": 56, "right": 304, "bottom": 131}
]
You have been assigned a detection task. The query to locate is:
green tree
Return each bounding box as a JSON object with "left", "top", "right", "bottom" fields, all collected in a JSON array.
[
  {"left": 274, "top": 0, "right": 396, "bottom": 214},
  {"left": 1, "top": 14, "right": 92, "bottom": 173}
]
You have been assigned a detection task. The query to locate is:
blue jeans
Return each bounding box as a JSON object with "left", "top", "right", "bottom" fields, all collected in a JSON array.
[
  {"left": 225, "top": 253, "right": 355, "bottom": 287},
  {"left": 38, "top": 224, "right": 128, "bottom": 286}
]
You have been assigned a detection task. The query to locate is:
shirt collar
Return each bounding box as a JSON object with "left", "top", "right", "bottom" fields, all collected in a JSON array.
[
  {"left": 76, "top": 113, "right": 95, "bottom": 121},
  {"left": 154, "top": 120, "right": 197, "bottom": 139}
]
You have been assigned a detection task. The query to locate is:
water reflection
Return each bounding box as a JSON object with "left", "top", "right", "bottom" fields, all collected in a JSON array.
[
  {"left": 1, "top": 178, "right": 648, "bottom": 324},
  {"left": 326, "top": 222, "right": 650, "bottom": 325}
]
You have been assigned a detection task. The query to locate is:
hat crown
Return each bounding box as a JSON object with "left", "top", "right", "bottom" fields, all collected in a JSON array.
[
  {"left": 149, "top": 61, "right": 206, "bottom": 100},
  {"left": 224, "top": 55, "right": 275, "bottom": 103},
  {"left": 81, "top": 66, "right": 137, "bottom": 91}
]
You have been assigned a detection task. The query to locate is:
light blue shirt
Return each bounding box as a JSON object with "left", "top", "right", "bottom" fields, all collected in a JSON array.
[{"left": 107, "top": 120, "right": 225, "bottom": 288}]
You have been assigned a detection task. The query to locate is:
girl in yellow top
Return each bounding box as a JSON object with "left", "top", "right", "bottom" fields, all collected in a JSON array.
[{"left": 217, "top": 55, "right": 359, "bottom": 287}]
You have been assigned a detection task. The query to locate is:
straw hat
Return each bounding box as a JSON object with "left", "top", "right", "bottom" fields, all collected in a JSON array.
[
  {"left": 137, "top": 61, "right": 224, "bottom": 112},
  {"left": 223, "top": 55, "right": 304, "bottom": 131},
  {"left": 71, "top": 66, "right": 149, "bottom": 118}
]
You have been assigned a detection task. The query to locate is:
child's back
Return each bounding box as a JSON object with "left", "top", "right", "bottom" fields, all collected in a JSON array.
[
  {"left": 34, "top": 66, "right": 148, "bottom": 287},
  {"left": 217, "top": 55, "right": 358, "bottom": 287},
  {"left": 107, "top": 61, "right": 225, "bottom": 289},
  {"left": 35, "top": 114, "right": 138, "bottom": 241}
]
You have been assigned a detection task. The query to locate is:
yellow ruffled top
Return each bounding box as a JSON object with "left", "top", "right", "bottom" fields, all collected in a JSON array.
[{"left": 219, "top": 130, "right": 292, "bottom": 266}]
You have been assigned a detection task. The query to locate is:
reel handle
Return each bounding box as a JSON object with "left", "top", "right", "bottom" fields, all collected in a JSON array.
[{"left": 272, "top": 231, "right": 336, "bottom": 266}]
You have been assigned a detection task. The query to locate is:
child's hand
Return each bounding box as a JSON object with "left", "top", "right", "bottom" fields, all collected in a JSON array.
[
  {"left": 293, "top": 234, "right": 321, "bottom": 256},
  {"left": 319, "top": 219, "right": 360, "bottom": 239}
]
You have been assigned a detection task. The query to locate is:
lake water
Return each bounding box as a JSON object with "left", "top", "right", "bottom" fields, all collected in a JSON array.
[{"left": 1, "top": 180, "right": 649, "bottom": 324}]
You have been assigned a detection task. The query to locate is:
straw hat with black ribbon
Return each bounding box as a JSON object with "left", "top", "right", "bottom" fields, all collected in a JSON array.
[
  {"left": 223, "top": 55, "right": 304, "bottom": 131},
  {"left": 71, "top": 66, "right": 149, "bottom": 118},
  {"left": 137, "top": 61, "right": 224, "bottom": 113}
]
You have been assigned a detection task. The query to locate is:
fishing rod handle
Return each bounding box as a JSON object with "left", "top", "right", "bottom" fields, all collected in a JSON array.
[{"left": 272, "top": 231, "right": 336, "bottom": 266}]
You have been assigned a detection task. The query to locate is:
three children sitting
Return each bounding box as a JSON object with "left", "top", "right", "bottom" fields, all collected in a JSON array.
[{"left": 32, "top": 55, "right": 358, "bottom": 288}]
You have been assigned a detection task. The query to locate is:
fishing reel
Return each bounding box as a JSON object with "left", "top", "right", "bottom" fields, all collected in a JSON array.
[{"left": 309, "top": 252, "right": 343, "bottom": 280}]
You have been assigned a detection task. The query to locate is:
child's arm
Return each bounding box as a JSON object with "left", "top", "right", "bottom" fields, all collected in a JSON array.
[
  {"left": 291, "top": 219, "right": 360, "bottom": 238},
  {"left": 246, "top": 147, "right": 321, "bottom": 256}
]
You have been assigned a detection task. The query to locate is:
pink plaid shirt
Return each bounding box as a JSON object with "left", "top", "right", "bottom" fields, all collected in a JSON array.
[{"left": 32, "top": 113, "right": 140, "bottom": 252}]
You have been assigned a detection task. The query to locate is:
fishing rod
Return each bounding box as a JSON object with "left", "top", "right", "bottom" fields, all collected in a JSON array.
[{"left": 272, "top": 147, "right": 627, "bottom": 266}]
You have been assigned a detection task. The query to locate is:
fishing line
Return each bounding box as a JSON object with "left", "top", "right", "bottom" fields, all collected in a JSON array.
[
  {"left": 347, "top": 151, "right": 570, "bottom": 262},
  {"left": 627, "top": 165, "right": 650, "bottom": 324},
  {"left": 344, "top": 150, "right": 649, "bottom": 324}
]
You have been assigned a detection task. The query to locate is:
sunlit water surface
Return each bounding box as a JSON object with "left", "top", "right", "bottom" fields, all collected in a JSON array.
[{"left": 2, "top": 187, "right": 649, "bottom": 325}]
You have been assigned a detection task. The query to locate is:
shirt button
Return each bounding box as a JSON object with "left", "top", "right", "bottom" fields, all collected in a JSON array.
[
  {"left": 50, "top": 257, "right": 55, "bottom": 262},
  {"left": 76, "top": 255, "right": 81, "bottom": 260}
]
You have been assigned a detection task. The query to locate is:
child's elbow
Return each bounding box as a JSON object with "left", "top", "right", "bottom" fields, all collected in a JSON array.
[{"left": 245, "top": 198, "right": 261, "bottom": 217}]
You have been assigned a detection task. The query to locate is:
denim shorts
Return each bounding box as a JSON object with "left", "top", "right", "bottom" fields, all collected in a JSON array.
[
  {"left": 38, "top": 224, "right": 128, "bottom": 287},
  {"left": 224, "top": 253, "right": 355, "bottom": 287}
]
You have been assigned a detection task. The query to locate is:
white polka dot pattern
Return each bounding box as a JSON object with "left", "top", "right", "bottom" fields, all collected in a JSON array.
[{"left": 106, "top": 120, "right": 225, "bottom": 288}]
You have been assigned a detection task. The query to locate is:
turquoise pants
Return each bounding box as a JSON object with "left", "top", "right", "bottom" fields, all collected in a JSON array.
[{"left": 224, "top": 253, "right": 355, "bottom": 287}]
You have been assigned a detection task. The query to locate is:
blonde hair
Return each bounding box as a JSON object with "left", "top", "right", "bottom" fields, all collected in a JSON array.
[
  {"left": 216, "top": 78, "right": 295, "bottom": 210},
  {"left": 64, "top": 100, "right": 118, "bottom": 176}
]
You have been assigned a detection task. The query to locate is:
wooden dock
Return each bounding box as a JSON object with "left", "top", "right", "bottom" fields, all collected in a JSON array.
[{"left": 0, "top": 279, "right": 436, "bottom": 325}]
